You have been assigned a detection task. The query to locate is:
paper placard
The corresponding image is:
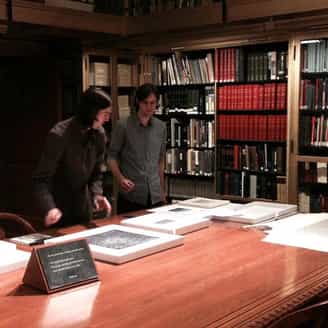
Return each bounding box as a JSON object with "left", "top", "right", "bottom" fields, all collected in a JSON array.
[{"left": 23, "top": 239, "right": 98, "bottom": 293}]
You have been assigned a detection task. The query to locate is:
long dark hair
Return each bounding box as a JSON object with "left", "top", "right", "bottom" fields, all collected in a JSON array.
[{"left": 77, "top": 87, "right": 112, "bottom": 127}]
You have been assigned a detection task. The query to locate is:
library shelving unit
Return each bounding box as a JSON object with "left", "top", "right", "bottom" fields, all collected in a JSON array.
[
  {"left": 216, "top": 42, "right": 289, "bottom": 202},
  {"left": 296, "top": 38, "right": 328, "bottom": 212},
  {"left": 82, "top": 50, "right": 138, "bottom": 211},
  {"left": 143, "top": 50, "right": 216, "bottom": 200}
]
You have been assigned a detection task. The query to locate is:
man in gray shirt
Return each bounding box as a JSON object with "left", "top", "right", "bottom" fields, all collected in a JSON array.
[{"left": 109, "top": 84, "right": 166, "bottom": 214}]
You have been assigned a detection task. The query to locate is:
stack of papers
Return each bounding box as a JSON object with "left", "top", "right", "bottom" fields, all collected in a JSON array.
[
  {"left": 263, "top": 213, "right": 328, "bottom": 252},
  {"left": 205, "top": 203, "right": 244, "bottom": 219},
  {"left": 217, "top": 205, "right": 278, "bottom": 224},
  {"left": 178, "top": 197, "right": 230, "bottom": 209},
  {"left": 121, "top": 212, "right": 210, "bottom": 235},
  {"left": 0, "top": 240, "right": 30, "bottom": 274},
  {"left": 244, "top": 201, "right": 297, "bottom": 219},
  {"left": 211, "top": 201, "right": 297, "bottom": 224}
]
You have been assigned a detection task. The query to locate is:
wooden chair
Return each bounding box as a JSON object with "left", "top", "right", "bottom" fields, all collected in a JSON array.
[
  {"left": 267, "top": 300, "right": 328, "bottom": 328},
  {"left": 0, "top": 212, "right": 36, "bottom": 239}
]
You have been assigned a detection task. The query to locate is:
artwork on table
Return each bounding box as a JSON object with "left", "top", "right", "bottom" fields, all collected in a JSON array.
[
  {"left": 121, "top": 212, "right": 210, "bottom": 235},
  {"left": 45, "top": 225, "right": 183, "bottom": 264},
  {"left": 148, "top": 204, "right": 203, "bottom": 214},
  {"left": 178, "top": 197, "right": 230, "bottom": 209}
]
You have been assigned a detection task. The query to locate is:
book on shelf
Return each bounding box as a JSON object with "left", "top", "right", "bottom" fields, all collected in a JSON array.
[
  {"left": 302, "top": 40, "right": 328, "bottom": 73},
  {"left": 216, "top": 48, "right": 287, "bottom": 83},
  {"left": 217, "top": 170, "right": 280, "bottom": 200},
  {"left": 217, "top": 114, "right": 286, "bottom": 141},
  {"left": 117, "top": 64, "right": 133, "bottom": 87},
  {"left": 299, "top": 78, "right": 328, "bottom": 111},
  {"left": 217, "top": 143, "right": 286, "bottom": 174},
  {"left": 45, "top": 0, "right": 94, "bottom": 12},
  {"left": 150, "top": 52, "right": 214, "bottom": 85},
  {"left": 89, "top": 62, "right": 110, "bottom": 87},
  {"left": 168, "top": 177, "right": 216, "bottom": 199},
  {"left": 300, "top": 115, "right": 328, "bottom": 148},
  {"left": 299, "top": 162, "right": 328, "bottom": 184},
  {"left": 298, "top": 192, "right": 328, "bottom": 213},
  {"left": 165, "top": 148, "right": 214, "bottom": 176}
]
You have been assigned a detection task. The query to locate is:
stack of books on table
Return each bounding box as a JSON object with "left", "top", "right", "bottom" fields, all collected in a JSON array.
[{"left": 210, "top": 200, "right": 297, "bottom": 224}]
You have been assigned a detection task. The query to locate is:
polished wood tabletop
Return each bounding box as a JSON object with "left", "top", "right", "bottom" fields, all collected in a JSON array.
[{"left": 1, "top": 216, "right": 328, "bottom": 328}]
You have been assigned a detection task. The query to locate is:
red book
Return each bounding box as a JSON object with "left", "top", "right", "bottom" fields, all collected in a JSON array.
[
  {"left": 215, "top": 48, "right": 219, "bottom": 83},
  {"left": 231, "top": 48, "right": 236, "bottom": 82},
  {"left": 233, "top": 144, "right": 239, "bottom": 169}
]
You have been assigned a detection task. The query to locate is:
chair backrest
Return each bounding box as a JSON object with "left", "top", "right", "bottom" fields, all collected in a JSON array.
[
  {"left": 0, "top": 212, "right": 36, "bottom": 239},
  {"left": 267, "top": 300, "right": 328, "bottom": 328}
]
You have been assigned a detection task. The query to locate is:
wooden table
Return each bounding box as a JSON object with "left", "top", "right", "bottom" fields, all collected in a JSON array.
[{"left": 1, "top": 217, "right": 328, "bottom": 328}]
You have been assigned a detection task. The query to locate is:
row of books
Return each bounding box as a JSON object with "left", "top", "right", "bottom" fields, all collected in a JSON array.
[
  {"left": 299, "top": 79, "right": 328, "bottom": 111},
  {"left": 216, "top": 171, "right": 283, "bottom": 200},
  {"left": 156, "top": 86, "right": 215, "bottom": 115},
  {"left": 167, "top": 177, "right": 216, "bottom": 199},
  {"left": 89, "top": 62, "right": 135, "bottom": 87},
  {"left": 217, "top": 83, "right": 287, "bottom": 110},
  {"left": 45, "top": 0, "right": 94, "bottom": 12},
  {"left": 165, "top": 149, "right": 214, "bottom": 176},
  {"left": 47, "top": 0, "right": 218, "bottom": 16},
  {"left": 298, "top": 192, "right": 328, "bottom": 213},
  {"left": 247, "top": 51, "right": 287, "bottom": 82},
  {"left": 300, "top": 115, "right": 328, "bottom": 147},
  {"left": 117, "top": 63, "right": 136, "bottom": 87},
  {"left": 150, "top": 53, "right": 214, "bottom": 85},
  {"left": 217, "top": 144, "right": 286, "bottom": 174},
  {"left": 89, "top": 62, "right": 110, "bottom": 87},
  {"left": 216, "top": 48, "right": 287, "bottom": 83},
  {"left": 301, "top": 40, "right": 328, "bottom": 73},
  {"left": 168, "top": 118, "right": 215, "bottom": 148},
  {"left": 299, "top": 162, "right": 328, "bottom": 184},
  {"left": 217, "top": 114, "right": 287, "bottom": 141},
  {"left": 127, "top": 0, "right": 216, "bottom": 16}
]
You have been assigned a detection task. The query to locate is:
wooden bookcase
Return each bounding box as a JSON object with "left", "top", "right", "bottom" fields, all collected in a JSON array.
[
  {"left": 216, "top": 42, "right": 289, "bottom": 202},
  {"left": 141, "top": 51, "right": 217, "bottom": 200},
  {"left": 141, "top": 41, "right": 292, "bottom": 202},
  {"left": 289, "top": 36, "right": 328, "bottom": 212},
  {"left": 82, "top": 49, "right": 138, "bottom": 212}
]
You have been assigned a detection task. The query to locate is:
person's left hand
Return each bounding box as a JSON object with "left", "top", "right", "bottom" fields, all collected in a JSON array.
[{"left": 94, "top": 195, "right": 112, "bottom": 216}]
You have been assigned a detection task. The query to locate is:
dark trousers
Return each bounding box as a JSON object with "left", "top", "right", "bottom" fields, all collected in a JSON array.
[{"left": 117, "top": 194, "right": 163, "bottom": 215}]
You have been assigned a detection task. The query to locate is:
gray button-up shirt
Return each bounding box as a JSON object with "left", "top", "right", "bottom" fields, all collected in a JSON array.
[{"left": 109, "top": 113, "right": 166, "bottom": 205}]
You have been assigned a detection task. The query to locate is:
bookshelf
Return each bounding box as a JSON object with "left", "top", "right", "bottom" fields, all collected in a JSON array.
[
  {"left": 216, "top": 42, "right": 289, "bottom": 201},
  {"left": 296, "top": 38, "right": 328, "bottom": 212},
  {"left": 143, "top": 50, "right": 217, "bottom": 200},
  {"left": 82, "top": 50, "right": 138, "bottom": 211}
]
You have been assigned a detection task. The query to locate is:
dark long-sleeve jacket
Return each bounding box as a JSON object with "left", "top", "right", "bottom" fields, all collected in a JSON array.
[{"left": 33, "top": 117, "right": 106, "bottom": 226}]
